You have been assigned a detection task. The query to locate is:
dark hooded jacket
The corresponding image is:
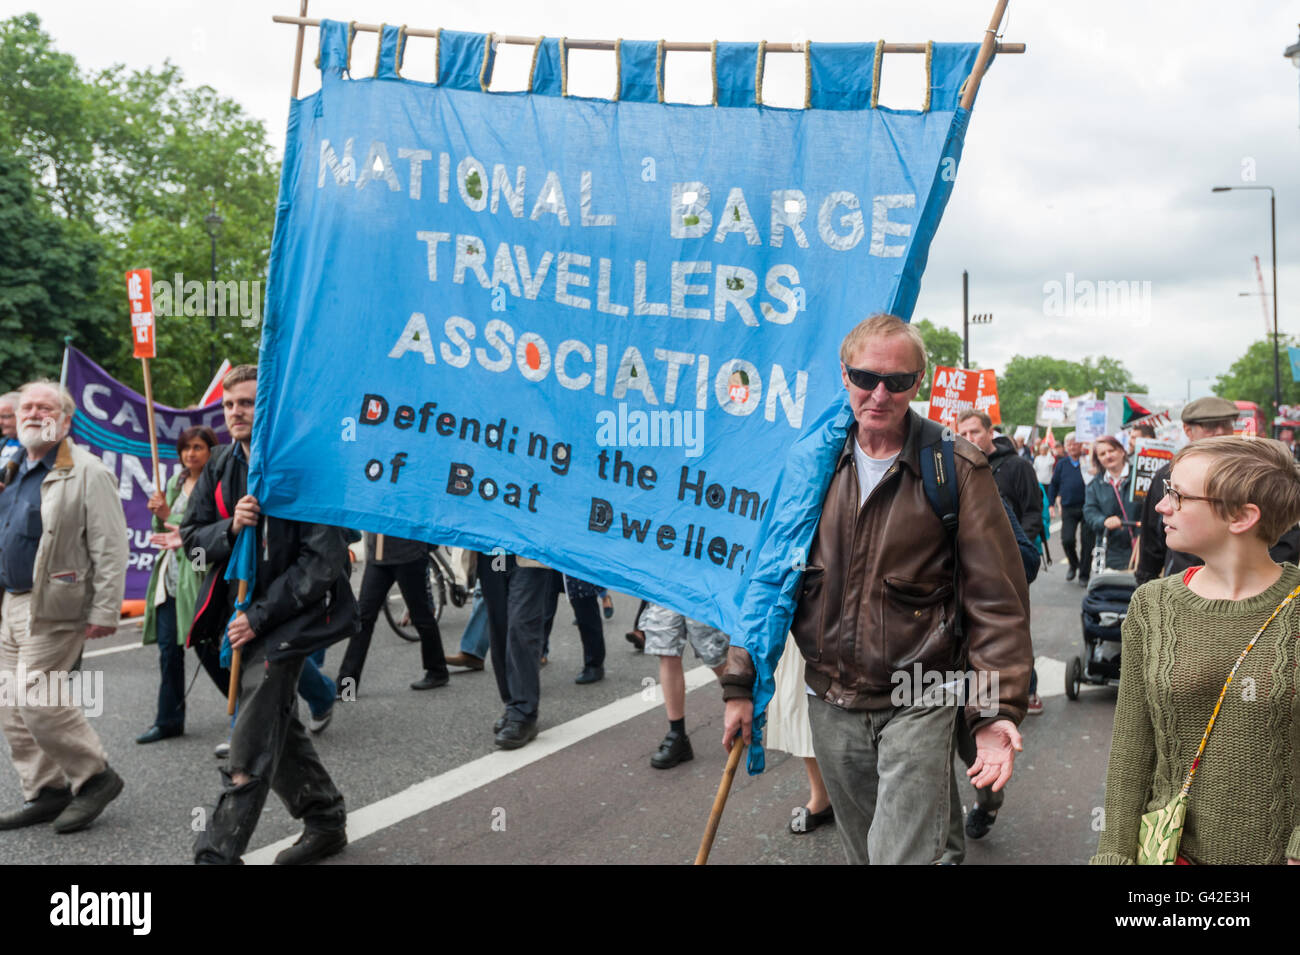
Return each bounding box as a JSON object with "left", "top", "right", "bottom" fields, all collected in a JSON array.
[
  {"left": 988, "top": 435, "right": 1044, "bottom": 546},
  {"left": 181, "top": 443, "right": 358, "bottom": 661}
]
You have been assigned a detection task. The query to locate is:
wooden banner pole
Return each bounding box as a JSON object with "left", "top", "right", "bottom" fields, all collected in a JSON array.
[
  {"left": 960, "top": 0, "right": 1012, "bottom": 110},
  {"left": 694, "top": 739, "right": 744, "bottom": 865},
  {"left": 289, "top": 0, "right": 309, "bottom": 98},
  {"left": 226, "top": 580, "right": 247, "bottom": 717},
  {"left": 270, "top": 14, "right": 1024, "bottom": 56},
  {"left": 139, "top": 357, "right": 162, "bottom": 494}
]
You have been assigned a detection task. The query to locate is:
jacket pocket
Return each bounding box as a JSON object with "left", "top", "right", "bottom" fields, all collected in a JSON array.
[
  {"left": 790, "top": 564, "right": 825, "bottom": 663},
  {"left": 880, "top": 576, "right": 959, "bottom": 674},
  {"left": 36, "top": 569, "right": 90, "bottom": 623}
]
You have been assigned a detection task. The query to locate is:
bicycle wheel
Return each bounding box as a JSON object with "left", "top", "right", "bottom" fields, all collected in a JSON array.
[{"left": 384, "top": 587, "right": 420, "bottom": 642}]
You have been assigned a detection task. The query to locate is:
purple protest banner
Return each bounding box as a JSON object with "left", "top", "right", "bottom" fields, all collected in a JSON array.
[{"left": 64, "top": 347, "right": 229, "bottom": 600}]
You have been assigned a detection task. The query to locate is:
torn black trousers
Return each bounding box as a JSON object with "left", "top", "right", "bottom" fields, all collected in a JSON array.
[{"left": 194, "top": 639, "right": 345, "bottom": 864}]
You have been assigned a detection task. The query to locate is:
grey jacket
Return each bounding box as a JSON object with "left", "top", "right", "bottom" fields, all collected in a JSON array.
[{"left": 33, "top": 438, "right": 129, "bottom": 628}]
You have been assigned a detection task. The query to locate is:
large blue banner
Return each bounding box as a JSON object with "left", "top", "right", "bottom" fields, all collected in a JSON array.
[{"left": 252, "top": 23, "right": 985, "bottom": 639}]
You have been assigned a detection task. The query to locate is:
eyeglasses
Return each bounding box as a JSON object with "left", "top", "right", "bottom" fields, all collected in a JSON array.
[
  {"left": 1162, "top": 478, "right": 1222, "bottom": 511},
  {"left": 843, "top": 366, "right": 922, "bottom": 393}
]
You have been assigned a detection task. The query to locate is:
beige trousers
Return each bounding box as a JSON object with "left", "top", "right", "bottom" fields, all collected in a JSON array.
[{"left": 0, "top": 592, "right": 107, "bottom": 799}]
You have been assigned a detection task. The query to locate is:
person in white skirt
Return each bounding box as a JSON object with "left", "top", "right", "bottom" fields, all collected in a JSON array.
[{"left": 766, "top": 634, "right": 833, "bottom": 833}]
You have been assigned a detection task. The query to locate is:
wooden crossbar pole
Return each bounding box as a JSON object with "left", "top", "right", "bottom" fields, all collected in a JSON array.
[
  {"left": 271, "top": 15, "right": 1024, "bottom": 55},
  {"left": 960, "top": 0, "right": 1012, "bottom": 110}
]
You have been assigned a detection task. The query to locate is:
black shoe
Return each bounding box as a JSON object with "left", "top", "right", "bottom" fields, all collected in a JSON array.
[
  {"left": 650, "top": 730, "right": 694, "bottom": 769},
  {"left": 493, "top": 713, "right": 508, "bottom": 734},
  {"left": 789, "top": 805, "right": 835, "bottom": 834},
  {"left": 574, "top": 665, "right": 604, "bottom": 684},
  {"left": 410, "top": 671, "right": 450, "bottom": 690},
  {"left": 274, "top": 827, "right": 347, "bottom": 865},
  {"left": 52, "top": 767, "right": 124, "bottom": 833},
  {"left": 965, "top": 805, "right": 998, "bottom": 840},
  {"left": 1077, "top": 576, "right": 1090, "bottom": 588},
  {"left": 1065, "top": 565, "right": 1077, "bottom": 582},
  {"left": 136, "top": 725, "right": 183, "bottom": 744},
  {"left": 494, "top": 719, "right": 539, "bottom": 749},
  {"left": 0, "top": 786, "right": 72, "bottom": 830}
]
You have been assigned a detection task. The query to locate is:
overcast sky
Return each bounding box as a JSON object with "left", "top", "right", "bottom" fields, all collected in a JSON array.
[{"left": 13, "top": 0, "right": 1300, "bottom": 403}]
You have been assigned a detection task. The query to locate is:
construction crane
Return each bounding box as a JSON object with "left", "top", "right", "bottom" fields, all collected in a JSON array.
[{"left": 1254, "top": 254, "right": 1271, "bottom": 336}]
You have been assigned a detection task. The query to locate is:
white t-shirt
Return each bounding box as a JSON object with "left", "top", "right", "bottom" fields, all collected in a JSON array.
[
  {"left": 1033, "top": 453, "right": 1055, "bottom": 484},
  {"left": 852, "top": 439, "right": 899, "bottom": 507}
]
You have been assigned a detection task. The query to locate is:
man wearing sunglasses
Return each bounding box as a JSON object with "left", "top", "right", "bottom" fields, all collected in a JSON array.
[
  {"left": 721, "top": 314, "right": 1032, "bottom": 865},
  {"left": 1136, "top": 396, "right": 1299, "bottom": 583}
]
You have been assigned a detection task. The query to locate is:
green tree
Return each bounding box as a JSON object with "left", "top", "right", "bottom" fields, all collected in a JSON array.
[
  {"left": 0, "top": 13, "right": 279, "bottom": 405},
  {"left": 0, "top": 152, "right": 108, "bottom": 384},
  {"left": 997, "top": 354, "right": 1146, "bottom": 434},
  {"left": 912, "top": 318, "right": 964, "bottom": 401},
  {"left": 1213, "top": 336, "right": 1300, "bottom": 412}
]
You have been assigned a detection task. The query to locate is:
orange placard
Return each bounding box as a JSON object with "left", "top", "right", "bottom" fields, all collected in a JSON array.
[
  {"left": 926, "top": 366, "right": 1001, "bottom": 426},
  {"left": 125, "top": 268, "right": 155, "bottom": 359}
]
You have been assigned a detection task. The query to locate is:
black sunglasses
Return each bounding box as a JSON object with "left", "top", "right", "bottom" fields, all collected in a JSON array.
[{"left": 843, "top": 365, "right": 922, "bottom": 393}]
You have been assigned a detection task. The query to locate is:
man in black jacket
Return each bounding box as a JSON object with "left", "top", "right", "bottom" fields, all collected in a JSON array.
[
  {"left": 957, "top": 412, "right": 1044, "bottom": 546},
  {"left": 184, "top": 365, "right": 358, "bottom": 865},
  {"left": 1048, "top": 432, "right": 1092, "bottom": 585}
]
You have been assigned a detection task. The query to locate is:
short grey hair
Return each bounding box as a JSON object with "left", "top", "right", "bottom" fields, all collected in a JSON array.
[
  {"left": 18, "top": 380, "right": 76, "bottom": 417},
  {"left": 0, "top": 392, "right": 19, "bottom": 410},
  {"left": 1063, "top": 431, "right": 1077, "bottom": 443}
]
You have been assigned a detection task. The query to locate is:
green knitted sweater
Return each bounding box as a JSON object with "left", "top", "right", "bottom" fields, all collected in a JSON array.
[{"left": 1092, "top": 563, "right": 1300, "bottom": 865}]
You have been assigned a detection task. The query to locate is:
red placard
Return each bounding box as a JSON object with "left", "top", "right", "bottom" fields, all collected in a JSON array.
[
  {"left": 125, "top": 268, "right": 155, "bottom": 359},
  {"left": 926, "top": 366, "right": 1001, "bottom": 426}
]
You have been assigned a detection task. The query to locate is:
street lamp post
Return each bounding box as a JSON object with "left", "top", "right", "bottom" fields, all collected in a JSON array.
[
  {"left": 203, "top": 207, "right": 224, "bottom": 382},
  {"left": 1212, "top": 185, "right": 1279, "bottom": 419},
  {"left": 1285, "top": 25, "right": 1300, "bottom": 128},
  {"left": 961, "top": 270, "right": 994, "bottom": 367}
]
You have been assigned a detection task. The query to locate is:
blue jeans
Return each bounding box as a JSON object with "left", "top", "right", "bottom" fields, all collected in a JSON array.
[
  {"left": 460, "top": 584, "right": 491, "bottom": 659},
  {"left": 154, "top": 599, "right": 185, "bottom": 733},
  {"left": 297, "top": 648, "right": 335, "bottom": 720}
]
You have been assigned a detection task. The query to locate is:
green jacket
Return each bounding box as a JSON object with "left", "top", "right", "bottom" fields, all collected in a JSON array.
[{"left": 142, "top": 470, "right": 201, "bottom": 646}]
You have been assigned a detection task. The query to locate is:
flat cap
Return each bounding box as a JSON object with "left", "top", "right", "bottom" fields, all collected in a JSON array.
[{"left": 1181, "top": 396, "right": 1239, "bottom": 423}]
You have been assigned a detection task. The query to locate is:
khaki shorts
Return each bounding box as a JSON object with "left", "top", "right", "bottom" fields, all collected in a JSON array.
[{"left": 639, "top": 602, "right": 729, "bottom": 667}]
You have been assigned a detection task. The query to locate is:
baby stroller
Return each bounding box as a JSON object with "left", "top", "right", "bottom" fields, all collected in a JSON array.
[{"left": 1066, "top": 522, "right": 1138, "bottom": 699}]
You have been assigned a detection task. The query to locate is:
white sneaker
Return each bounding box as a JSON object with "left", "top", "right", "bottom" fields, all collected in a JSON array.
[
  {"left": 308, "top": 706, "right": 334, "bottom": 734},
  {"left": 214, "top": 741, "right": 230, "bottom": 759}
]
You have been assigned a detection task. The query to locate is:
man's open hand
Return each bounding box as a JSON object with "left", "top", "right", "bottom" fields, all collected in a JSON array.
[
  {"left": 232, "top": 495, "right": 260, "bottom": 533},
  {"left": 968, "top": 718, "right": 1023, "bottom": 792},
  {"left": 227, "top": 611, "right": 256, "bottom": 649}
]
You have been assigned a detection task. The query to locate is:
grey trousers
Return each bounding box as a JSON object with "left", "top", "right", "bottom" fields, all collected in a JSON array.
[
  {"left": 807, "top": 696, "right": 958, "bottom": 865},
  {"left": 194, "top": 640, "right": 345, "bottom": 864}
]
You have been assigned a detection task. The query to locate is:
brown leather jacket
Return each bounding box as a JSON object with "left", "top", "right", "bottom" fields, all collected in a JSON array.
[{"left": 722, "top": 411, "right": 1033, "bottom": 731}]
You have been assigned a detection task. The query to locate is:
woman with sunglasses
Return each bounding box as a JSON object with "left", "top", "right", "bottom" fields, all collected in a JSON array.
[
  {"left": 1082, "top": 435, "right": 1139, "bottom": 572},
  {"left": 1092, "top": 437, "right": 1300, "bottom": 864}
]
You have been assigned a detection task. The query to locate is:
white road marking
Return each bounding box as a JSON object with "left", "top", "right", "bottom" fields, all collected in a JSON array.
[
  {"left": 84, "top": 642, "right": 142, "bottom": 658},
  {"left": 244, "top": 663, "right": 719, "bottom": 864}
]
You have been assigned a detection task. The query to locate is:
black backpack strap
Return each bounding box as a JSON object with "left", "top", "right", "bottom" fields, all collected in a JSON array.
[{"left": 918, "top": 419, "right": 963, "bottom": 644}]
